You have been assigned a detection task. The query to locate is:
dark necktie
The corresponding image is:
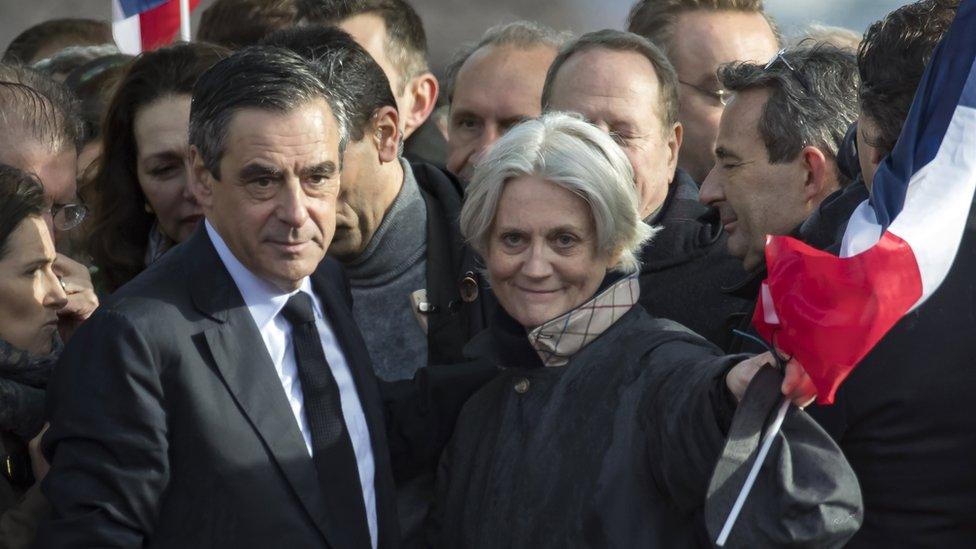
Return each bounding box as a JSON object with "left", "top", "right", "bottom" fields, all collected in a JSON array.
[{"left": 281, "top": 292, "right": 372, "bottom": 548}]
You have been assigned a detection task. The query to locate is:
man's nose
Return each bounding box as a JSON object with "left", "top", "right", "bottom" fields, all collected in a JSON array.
[
  {"left": 277, "top": 180, "right": 310, "bottom": 228},
  {"left": 470, "top": 125, "right": 503, "bottom": 167},
  {"left": 699, "top": 165, "right": 725, "bottom": 206}
]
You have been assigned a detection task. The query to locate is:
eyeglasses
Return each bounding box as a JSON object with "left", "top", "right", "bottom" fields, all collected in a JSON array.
[
  {"left": 679, "top": 80, "right": 731, "bottom": 106},
  {"left": 49, "top": 202, "right": 88, "bottom": 231},
  {"left": 764, "top": 48, "right": 812, "bottom": 95}
]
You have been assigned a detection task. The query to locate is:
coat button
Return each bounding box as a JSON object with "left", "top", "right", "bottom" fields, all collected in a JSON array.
[
  {"left": 514, "top": 378, "right": 530, "bottom": 394},
  {"left": 459, "top": 274, "right": 479, "bottom": 303}
]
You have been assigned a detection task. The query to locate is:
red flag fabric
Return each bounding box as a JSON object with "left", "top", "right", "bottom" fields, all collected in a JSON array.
[
  {"left": 139, "top": 0, "right": 201, "bottom": 51},
  {"left": 752, "top": 232, "right": 922, "bottom": 405}
]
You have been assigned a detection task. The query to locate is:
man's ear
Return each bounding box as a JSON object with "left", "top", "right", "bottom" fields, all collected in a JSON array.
[
  {"left": 400, "top": 72, "right": 438, "bottom": 138},
  {"left": 666, "top": 121, "right": 683, "bottom": 182},
  {"left": 371, "top": 106, "right": 402, "bottom": 164},
  {"left": 188, "top": 146, "right": 215, "bottom": 209},
  {"left": 799, "top": 145, "right": 834, "bottom": 203}
]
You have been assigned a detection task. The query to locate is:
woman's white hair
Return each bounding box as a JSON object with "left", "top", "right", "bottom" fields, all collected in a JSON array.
[{"left": 460, "top": 111, "right": 657, "bottom": 274}]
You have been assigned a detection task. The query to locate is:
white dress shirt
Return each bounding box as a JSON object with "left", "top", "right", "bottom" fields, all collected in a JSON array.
[{"left": 206, "top": 221, "right": 377, "bottom": 548}]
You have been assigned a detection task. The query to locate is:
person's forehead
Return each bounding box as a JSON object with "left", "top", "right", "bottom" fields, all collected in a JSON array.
[
  {"left": 0, "top": 137, "right": 77, "bottom": 201},
  {"left": 549, "top": 48, "right": 661, "bottom": 120},
  {"left": 718, "top": 88, "right": 769, "bottom": 151},
  {"left": 496, "top": 175, "right": 591, "bottom": 223},
  {"left": 134, "top": 95, "right": 191, "bottom": 157},
  {"left": 339, "top": 14, "right": 396, "bottom": 76},
  {"left": 453, "top": 45, "right": 555, "bottom": 115},
  {"left": 222, "top": 102, "right": 339, "bottom": 162},
  {"left": 4, "top": 216, "right": 54, "bottom": 262},
  {"left": 670, "top": 11, "right": 778, "bottom": 80}
]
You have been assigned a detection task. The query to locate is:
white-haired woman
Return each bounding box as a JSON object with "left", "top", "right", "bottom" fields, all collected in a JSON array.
[{"left": 431, "top": 113, "right": 818, "bottom": 547}]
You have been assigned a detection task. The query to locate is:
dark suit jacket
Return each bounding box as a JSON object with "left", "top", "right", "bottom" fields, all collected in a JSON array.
[{"left": 36, "top": 226, "right": 399, "bottom": 548}]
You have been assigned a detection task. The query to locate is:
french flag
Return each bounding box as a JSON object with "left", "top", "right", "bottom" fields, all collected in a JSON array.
[
  {"left": 112, "top": 0, "right": 200, "bottom": 54},
  {"left": 753, "top": 0, "right": 976, "bottom": 404}
]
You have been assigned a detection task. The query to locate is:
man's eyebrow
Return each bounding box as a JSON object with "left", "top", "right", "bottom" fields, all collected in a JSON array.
[
  {"left": 715, "top": 146, "right": 742, "bottom": 161},
  {"left": 450, "top": 108, "right": 481, "bottom": 121},
  {"left": 142, "top": 150, "right": 184, "bottom": 163},
  {"left": 499, "top": 115, "right": 531, "bottom": 128},
  {"left": 299, "top": 161, "right": 337, "bottom": 179},
  {"left": 238, "top": 163, "right": 283, "bottom": 180}
]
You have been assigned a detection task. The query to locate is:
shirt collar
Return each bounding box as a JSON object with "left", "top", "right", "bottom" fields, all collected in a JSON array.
[
  {"left": 527, "top": 274, "right": 640, "bottom": 367},
  {"left": 205, "top": 220, "right": 315, "bottom": 330}
]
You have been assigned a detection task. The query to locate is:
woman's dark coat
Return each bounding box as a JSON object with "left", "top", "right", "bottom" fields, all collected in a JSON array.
[{"left": 431, "top": 301, "right": 742, "bottom": 547}]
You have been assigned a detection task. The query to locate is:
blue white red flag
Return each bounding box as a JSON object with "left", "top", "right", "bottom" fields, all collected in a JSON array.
[
  {"left": 112, "top": 0, "right": 200, "bottom": 54},
  {"left": 753, "top": 0, "right": 976, "bottom": 404}
]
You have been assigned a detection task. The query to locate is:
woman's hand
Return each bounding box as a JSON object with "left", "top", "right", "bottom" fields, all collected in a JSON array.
[
  {"left": 29, "top": 423, "right": 50, "bottom": 482},
  {"left": 54, "top": 254, "right": 99, "bottom": 342},
  {"left": 726, "top": 351, "right": 817, "bottom": 407}
]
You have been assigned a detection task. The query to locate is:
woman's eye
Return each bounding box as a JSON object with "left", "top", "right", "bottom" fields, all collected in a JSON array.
[
  {"left": 148, "top": 164, "right": 180, "bottom": 178},
  {"left": 501, "top": 233, "right": 523, "bottom": 246},
  {"left": 554, "top": 234, "right": 578, "bottom": 248}
]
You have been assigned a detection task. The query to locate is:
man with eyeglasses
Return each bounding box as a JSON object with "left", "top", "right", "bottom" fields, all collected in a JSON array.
[
  {"left": 698, "top": 45, "right": 861, "bottom": 352},
  {"left": 0, "top": 64, "right": 97, "bottom": 342},
  {"left": 542, "top": 30, "right": 752, "bottom": 348},
  {"left": 627, "top": 0, "right": 780, "bottom": 184}
]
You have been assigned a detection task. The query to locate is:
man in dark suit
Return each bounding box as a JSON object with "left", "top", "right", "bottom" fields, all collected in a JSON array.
[{"left": 37, "top": 47, "right": 398, "bottom": 548}]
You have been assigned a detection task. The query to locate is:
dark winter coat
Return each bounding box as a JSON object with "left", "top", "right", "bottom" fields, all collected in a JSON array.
[
  {"left": 404, "top": 120, "right": 447, "bottom": 168},
  {"left": 431, "top": 276, "right": 745, "bottom": 548},
  {"left": 639, "top": 169, "right": 752, "bottom": 349},
  {"left": 411, "top": 161, "right": 493, "bottom": 365}
]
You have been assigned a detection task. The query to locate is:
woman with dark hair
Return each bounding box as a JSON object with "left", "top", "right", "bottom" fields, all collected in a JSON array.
[
  {"left": 86, "top": 42, "right": 228, "bottom": 292},
  {"left": 0, "top": 164, "right": 68, "bottom": 547}
]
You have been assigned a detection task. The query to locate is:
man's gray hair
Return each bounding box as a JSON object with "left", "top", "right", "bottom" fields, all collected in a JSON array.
[
  {"left": 189, "top": 46, "right": 350, "bottom": 179},
  {"left": 718, "top": 44, "right": 858, "bottom": 171},
  {"left": 541, "top": 29, "right": 680, "bottom": 130},
  {"left": 460, "top": 111, "right": 656, "bottom": 274},
  {"left": 0, "top": 63, "right": 81, "bottom": 152},
  {"left": 445, "top": 21, "right": 572, "bottom": 103}
]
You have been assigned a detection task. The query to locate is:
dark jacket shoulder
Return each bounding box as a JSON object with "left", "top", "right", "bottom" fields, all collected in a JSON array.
[
  {"left": 638, "top": 169, "right": 753, "bottom": 349},
  {"left": 403, "top": 119, "right": 447, "bottom": 167}
]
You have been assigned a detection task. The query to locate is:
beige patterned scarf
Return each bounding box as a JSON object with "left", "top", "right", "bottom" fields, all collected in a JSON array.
[{"left": 527, "top": 275, "right": 640, "bottom": 367}]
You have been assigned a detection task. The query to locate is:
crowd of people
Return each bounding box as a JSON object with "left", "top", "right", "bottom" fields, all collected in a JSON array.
[{"left": 0, "top": 0, "right": 972, "bottom": 547}]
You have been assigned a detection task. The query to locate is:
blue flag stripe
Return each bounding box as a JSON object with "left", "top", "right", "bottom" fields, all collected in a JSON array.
[
  {"left": 870, "top": 0, "right": 976, "bottom": 228},
  {"left": 118, "top": 0, "right": 170, "bottom": 18}
]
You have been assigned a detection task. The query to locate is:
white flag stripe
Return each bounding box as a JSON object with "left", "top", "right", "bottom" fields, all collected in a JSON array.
[
  {"left": 889, "top": 105, "right": 976, "bottom": 307},
  {"left": 840, "top": 97, "right": 976, "bottom": 313},
  {"left": 839, "top": 200, "right": 882, "bottom": 257},
  {"left": 111, "top": 0, "right": 142, "bottom": 54}
]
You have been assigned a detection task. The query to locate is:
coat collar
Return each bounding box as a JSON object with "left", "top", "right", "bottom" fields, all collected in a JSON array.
[{"left": 528, "top": 274, "right": 640, "bottom": 367}]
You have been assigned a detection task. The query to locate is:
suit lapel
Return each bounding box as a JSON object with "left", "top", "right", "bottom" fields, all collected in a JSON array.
[
  {"left": 185, "top": 227, "right": 334, "bottom": 544},
  {"left": 311, "top": 262, "right": 400, "bottom": 548}
]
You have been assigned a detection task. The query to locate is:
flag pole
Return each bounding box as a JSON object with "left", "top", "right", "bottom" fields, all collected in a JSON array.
[
  {"left": 179, "top": 0, "right": 191, "bottom": 42},
  {"left": 715, "top": 396, "right": 791, "bottom": 546}
]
